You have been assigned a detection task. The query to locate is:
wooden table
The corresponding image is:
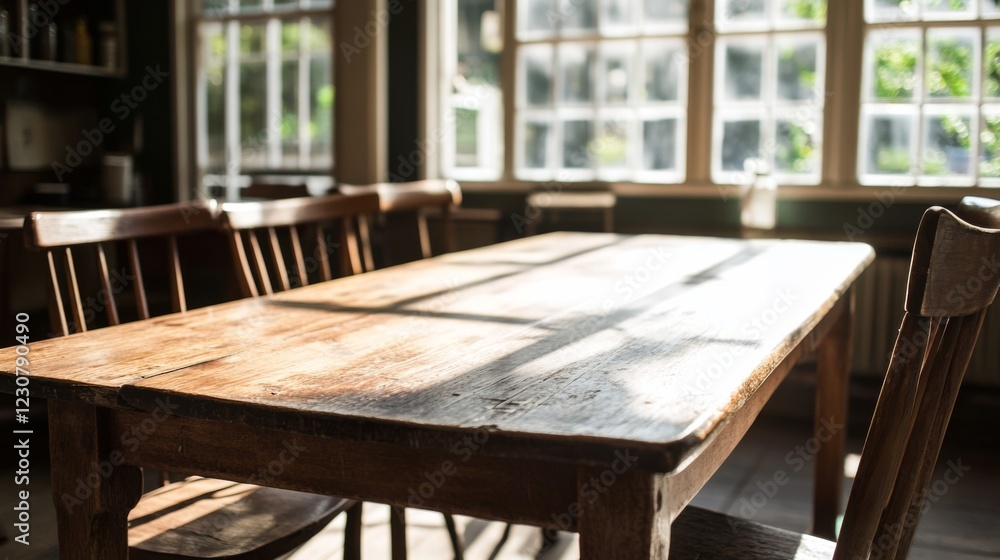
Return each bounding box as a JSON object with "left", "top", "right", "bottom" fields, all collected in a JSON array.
[{"left": 0, "top": 232, "right": 873, "bottom": 559}]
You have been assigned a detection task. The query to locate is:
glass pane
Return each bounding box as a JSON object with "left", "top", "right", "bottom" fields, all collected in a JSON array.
[
  {"left": 866, "top": 0, "right": 919, "bottom": 22},
  {"left": 240, "top": 23, "right": 266, "bottom": 57},
  {"left": 521, "top": 46, "right": 553, "bottom": 106},
  {"left": 981, "top": 112, "right": 1000, "bottom": 177},
  {"left": 519, "top": 0, "right": 556, "bottom": 36},
  {"left": 560, "top": 45, "right": 595, "bottom": 103},
  {"left": 281, "top": 60, "right": 299, "bottom": 166},
  {"left": 309, "top": 56, "right": 333, "bottom": 166},
  {"left": 987, "top": 30, "right": 1000, "bottom": 98},
  {"left": 563, "top": 119, "right": 594, "bottom": 168},
  {"left": 721, "top": 119, "right": 761, "bottom": 171},
  {"left": 925, "top": 0, "right": 975, "bottom": 19},
  {"left": 455, "top": 108, "right": 480, "bottom": 166},
  {"left": 985, "top": 0, "right": 1000, "bottom": 17},
  {"left": 305, "top": 19, "right": 331, "bottom": 52},
  {"left": 723, "top": 43, "right": 764, "bottom": 101},
  {"left": 601, "top": 0, "right": 635, "bottom": 32},
  {"left": 775, "top": 117, "right": 820, "bottom": 174},
  {"left": 926, "top": 29, "right": 976, "bottom": 99},
  {"left": 779, "top": 0, "right": 827, "bottom": 27},
  {"left": 777, "top": 39, "right": 819, "bottom": 101},
  {"left": 240, "top": 61, "right": 267, "bottom": 167},
  {"left": 719, "top": 0, "right": 766, "bottom": 24},
  {"left": 240, "top": 0, "right": 263, "bottom": 11},
  {"left": 594, "top": 118, "right": 629, "bottom": 169},
  {"left": 864, "top": 114, "right": 913, "bottom": 175},
  {"left": 601, "top": 46, "right": 633, "bottom": 103},
  {"left": 643, "top": 118, "right": 678, "bottom": 171},
  {"left": 868, "top": 32, "right": 919, "bottom": 100},
  {"left": 645, "top": 42, "right": 683, "bottom": 102},
  {"left": 644, "top": 0, "right": 688, "bottom": 28},
  {"left": 523, "top": 121, "right": 551, "bottom": 168},
  {"left": 281, "top": 20, "right": 302, "bottom": 53},
  {"left": 206, "top": 62, "right": 226, "bottom": 168},
  {"left": 557, "top": 0, "right": 597, "bottom": 32},
  {"left": 923, "top": 113, "right": 973, "bottom": 177},
  {"left": 457, "top": 0, "right": 502, "bottom": 86}
]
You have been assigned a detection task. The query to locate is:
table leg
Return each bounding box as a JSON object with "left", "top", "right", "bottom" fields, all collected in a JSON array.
[
  {"left": 813, "top": 291, "right": 853, "bottom": 539},
  {"left": 577, "top": 467, "right": 670, "bottom": 559},
  {"left": 49, "top": 400, "right": 142, "bottom": 560}
]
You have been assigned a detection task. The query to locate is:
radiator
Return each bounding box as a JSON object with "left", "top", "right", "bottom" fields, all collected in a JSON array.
[{"left": 852, "top": 256, "right": 1000, "bottom": 386}]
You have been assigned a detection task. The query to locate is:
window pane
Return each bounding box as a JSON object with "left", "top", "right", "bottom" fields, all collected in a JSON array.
[
  {"left": 986, "top": 29, "right": 1000, "bottom": 98},
  {"left": 557, "top": 0, "right": 597, "bottom": 32},
  {"left": 455, "top": 108, "right": 480, "bottom": 166},
  {"left": 723, "top": 43, "right": 764, "bottom": 101},
  {"left": 521, "top": 46, "right": 553, "bottom": 106},
  {"left": 645, "top": 41, "right": 683, "bottom": 102},
  {"left": 864, "top": 113, "right": 913, "bottom": 175},
  {"left": 777, "top": 38, "right": 819, "bottom": 101},
  {"left": 601, "top": 44, "right": 633, "bottom": 103},
  {"left": 721, "top": 119, "right": 762, "bottom": 171},
  {"left": 309, "top": 56, "right": 333, "bottom": 166},
  {"left": 281, "top": 60, "right": 299, "bottom": 166},
  {"left": 643, "top": 118, "right": 678, "bottom": 171},
  {"left": 523, "top": 120, "right": 551, "bottom": 168},
  {"left": 305, "top": 19, "right": 331, "bottom": 52},
  {"left": 560, "top": 45, "right": 595, "bottom": 103},
  {"left": 719, "top": 0, "right": 766, "bottom": 24},
  {"left": 601, "top": 0, "right": 635, "bottom": 33},
  {"left": 868, "top": 31, "right": 919, "bottom": 100},
  {"left": 779, "top": 0, "right": 827, "bottom": 27},
  {"left": 595, "top": 118, "right": 629, "bottom": 170},
  {"left": 985, "top": 0, "right": 1000, "bottom": 17},
  {"left": 563, "top": 119, "right": 593, "bottom": 168},
  {"left": 644, "top": 0, "right": 688, "bottom": 30},
  {"left": 926, "top": 29, "right": 977, "bottom": 99},
  {"left": 866, "top": 0, "right": 918, "bottom": 22},
  {"left": 923, "top": 112, "right": 973, "bottom": 178},
  {"left": 519, "top": 0, "right": 556, "bottom": 36},
  {"left": 775, "top": 116, "right": 820, "bottom": 174},
  {"left": 925, "top": 0, "right": 975, "bottom": 19},
  {"left": 240, "top": 61, "right": 267, "bottom": 167},
  {"left": 981, "top": 112, "right": 1000, "bottom": 177},
  {"left": 240, "top": 23, "right": 266, "bottom": 56}
]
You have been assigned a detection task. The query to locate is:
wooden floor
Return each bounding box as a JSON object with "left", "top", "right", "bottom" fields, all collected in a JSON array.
[{"left": 3, "top": 416, "right": 998, "bottom": 559}]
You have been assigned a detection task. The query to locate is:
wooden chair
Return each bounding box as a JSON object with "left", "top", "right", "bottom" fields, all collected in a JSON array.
[
  {"left": 219, "top": 192, "right": 380, "bottom": 297},
  {"left": 667, "top": 196, "right": 1000, "bottom": 559},
  {"left": 240, "top": 182, "right": 310, "bottom": 200},
  {"left": 24, "top": 202, "right": 359, "bottom": 560},
  {"left": 338, "top": 180, "right": 462, "bottom": 262}
]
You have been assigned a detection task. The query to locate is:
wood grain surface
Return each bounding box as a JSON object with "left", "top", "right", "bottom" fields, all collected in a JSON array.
[{"left": 0, "top": 233, "right": 873, "bottom": 472}]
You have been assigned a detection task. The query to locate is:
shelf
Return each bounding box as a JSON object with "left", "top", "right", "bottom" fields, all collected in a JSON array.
[{"left": 0, "top": 55, "right": 124, "bottom": 78}]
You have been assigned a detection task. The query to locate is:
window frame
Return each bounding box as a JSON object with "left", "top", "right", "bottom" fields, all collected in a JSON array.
[
  {"left": 430, "top": 0, "right": 1000, "bottom": 202},
  {"left": 191, "top": 0, "right": 336, "bottom": 200}
]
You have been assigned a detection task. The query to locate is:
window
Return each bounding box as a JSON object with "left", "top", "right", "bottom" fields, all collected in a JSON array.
[
  {"left": 197, "top": 0, "right": 334, "bottom": 194},
  {"left": 712, "top": 0, "right": 826, "bottom": 185},
  {"left": 860, "top": 1, "right": 1000, "bottom": 186},
  {"left": 513, "top": 0, "right": 690, "bottom": 182}
]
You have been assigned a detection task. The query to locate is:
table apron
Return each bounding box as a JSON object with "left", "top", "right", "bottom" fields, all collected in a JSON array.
[{"left": 108, "top": 409, "right": 585, "bottom": 530}]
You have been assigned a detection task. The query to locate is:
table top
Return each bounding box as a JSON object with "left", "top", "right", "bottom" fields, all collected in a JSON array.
[{"left": 1, "top": 232, "right": 873, "bottom": 471}]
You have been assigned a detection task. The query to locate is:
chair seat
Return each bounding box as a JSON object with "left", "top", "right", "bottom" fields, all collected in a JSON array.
[
  {"left": 669, "top": 506, "right": 836, "bottom": 559},
  {"left": 128, "top": 476, "right": 353, "bottom": 560}
]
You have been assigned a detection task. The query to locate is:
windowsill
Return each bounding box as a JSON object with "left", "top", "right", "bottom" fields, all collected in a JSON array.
[{"left": 454, "top": 180, "right": 999, "bottom": 203}]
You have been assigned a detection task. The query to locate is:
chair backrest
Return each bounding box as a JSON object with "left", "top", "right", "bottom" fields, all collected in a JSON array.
[
  {"left": 240, "top": 182, "right": 310, "bottom": 200},
  {"left": 24, "top": 201, "right": 219, "bottom": 337},
  {"left": 835, "top": 197, "right": 1000, "bottom": 560},
  {"left": 338, "top": 180, "right": 462, "bottom": 259},
  {"left": 219, "top": 192, "right": 379, "bottom": 297}
]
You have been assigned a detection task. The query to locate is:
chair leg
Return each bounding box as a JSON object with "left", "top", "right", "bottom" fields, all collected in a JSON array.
[
  {"left": 443, "top": 513, "right": 465, "bottom": 560},
  {"left": 344, "top": 502, "right": 363, "bottom": 560},
  {"left": 390, "top": 506, "right": 407, "bottom": 560}
]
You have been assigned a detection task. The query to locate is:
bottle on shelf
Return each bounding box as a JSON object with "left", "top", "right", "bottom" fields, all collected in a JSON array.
[{"left": 73, "top": 17, "right": 91, "bottom": 65}]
